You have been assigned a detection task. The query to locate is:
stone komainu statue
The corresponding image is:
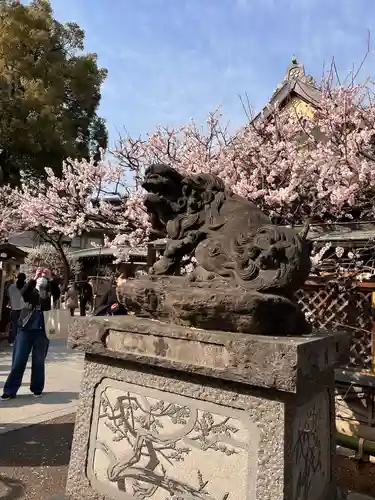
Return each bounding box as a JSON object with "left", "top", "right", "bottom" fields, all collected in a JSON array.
[
  {"left": 117, "top": 163, "right": 312, "bottom": 336},
  {"left": 143, "top": 163, "right": 311, "bottom": 295}
]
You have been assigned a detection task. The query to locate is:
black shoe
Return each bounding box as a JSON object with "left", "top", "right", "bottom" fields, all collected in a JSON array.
[
  {"left": 33, "top": 392, "right": 43, "bottom": 398},
  {"left": 1, "top": 393, "right": 15, "bottom": 401}
]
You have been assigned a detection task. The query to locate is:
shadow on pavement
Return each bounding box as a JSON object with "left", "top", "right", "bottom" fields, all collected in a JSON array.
[
  {"left": 0, "top": 339, "right": 77, "bottom": 364},
  {"left": 0, "top": 474, "right": 25, "bottom": 499},
  {"left": 0, "top": 420, "right": 75, "bottom": 468},
  {"left": 0, "top": 365, "right": 13, "bottom": 377},
  {"left": 0, "top": 413, "right": 75, "bottom": 499},
  {"left": 0, "top": 391, "right": 78, "bottom": 409}
]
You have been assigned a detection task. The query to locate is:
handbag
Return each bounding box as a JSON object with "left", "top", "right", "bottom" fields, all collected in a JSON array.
[
  {"left": 65, "top": 297, "right": 78, "bottom": 309},
  {"left": 43, "top": 309, "right": 72, "bottom": 339}
]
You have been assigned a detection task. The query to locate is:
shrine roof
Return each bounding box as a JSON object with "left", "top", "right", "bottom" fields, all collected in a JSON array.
[{"left": 253, "top": 56, "right": 321, "bottom": 123}]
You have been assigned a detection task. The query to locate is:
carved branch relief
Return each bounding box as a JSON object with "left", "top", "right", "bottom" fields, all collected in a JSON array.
[{"left": 87, "top": 380, "right": 258, "bottom": 500}]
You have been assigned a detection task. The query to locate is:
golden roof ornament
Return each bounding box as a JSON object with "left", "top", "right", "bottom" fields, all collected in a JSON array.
[
  {"left": 286, "top": 56, "right": 305, "bottom": 81},
  {"left": 258, "top": 56, "right": 321, "bottom": 123},
  {"left": 285, "top": 55, "right": 316, "bottom": 86},
  {"left": 271, "top": 56, "right": 316, "bottom": 98}
]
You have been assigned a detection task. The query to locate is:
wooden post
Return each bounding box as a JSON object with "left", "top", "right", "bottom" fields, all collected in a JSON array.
[
  {"left": 372, "top": 292, "right": 375, "bottom": 373},
  {"left": 147, "top": 243, "right": 157, "bottom": 269}
]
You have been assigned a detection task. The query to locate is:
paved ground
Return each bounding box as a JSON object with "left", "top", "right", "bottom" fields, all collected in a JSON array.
[
  {"left": 0, "top": 412, "right": 75, "bottom": 500},
  {"left": 0, "top": 338, "right": 83, "bottom": 499},
  {"left": 0, "top": 338, "right": 84, "bottom": 434}
]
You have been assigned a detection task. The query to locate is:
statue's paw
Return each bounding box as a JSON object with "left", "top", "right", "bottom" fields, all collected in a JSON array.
[
  {"left": 187, "top": 266, "right": 217, "bottom": 282},
  {"left": 151, "top": 258, "right": 171, "bottom": 275}
]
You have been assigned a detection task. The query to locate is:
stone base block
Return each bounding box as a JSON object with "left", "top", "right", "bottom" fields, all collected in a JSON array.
[
  {"left": 65, "top": 316, "right": 350, "bottom": 500},
  {"left": 117, "top": 276, "right": 311, "bottom": 336}
]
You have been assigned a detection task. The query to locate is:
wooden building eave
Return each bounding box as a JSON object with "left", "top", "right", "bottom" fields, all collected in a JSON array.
[
  {"left": 70, "top": 246, "right": 147, "bottom": 261},
  {"left": 252, "top": 56, "right": 321, "bottom": 125},
  {"left": 253, "top": 79, "right": 321, "bottom": 125}
]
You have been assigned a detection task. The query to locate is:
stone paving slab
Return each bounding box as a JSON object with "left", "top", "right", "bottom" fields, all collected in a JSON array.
[
  {"left": 0, "top": 339, "right": 84, "bottom": 434},
  {"left": 0, "top": 412, "right": 75, "bottom": 500}
]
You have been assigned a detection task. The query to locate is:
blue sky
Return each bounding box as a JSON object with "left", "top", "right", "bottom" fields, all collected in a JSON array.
[{"left": 47, "top": 0, "right": 375, "bottom": 147}]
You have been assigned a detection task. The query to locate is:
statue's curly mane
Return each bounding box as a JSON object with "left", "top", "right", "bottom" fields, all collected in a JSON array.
[{"left": 143, "top": 166, "right": 229, "bottom": 240}]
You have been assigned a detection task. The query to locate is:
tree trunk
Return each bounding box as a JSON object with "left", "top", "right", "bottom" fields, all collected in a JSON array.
[
  {"left": 55, "top": 241, "right": 71, "bottom": 292},
  {"left": 35, "top": 228, "right": 71, "bottom": 291}
]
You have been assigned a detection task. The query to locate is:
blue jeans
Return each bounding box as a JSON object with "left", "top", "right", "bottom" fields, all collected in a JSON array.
[
  {"left": 9, "top": 309, "right": 20, "bottom": 344},
  {"left": 3, "top": 328, "right": 49, "bottom": 397}
]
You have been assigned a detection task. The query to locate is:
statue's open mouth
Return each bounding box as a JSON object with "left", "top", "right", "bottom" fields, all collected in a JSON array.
[
  {"left": 142, "top": 179, "right": 166, "bottom": 194},
  {"left": 143, "top": 177, "right": 182, "bottom": 198}
]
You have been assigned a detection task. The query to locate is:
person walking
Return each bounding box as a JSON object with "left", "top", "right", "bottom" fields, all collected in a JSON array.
[
  {"left": 0, "top": 276, "right": 13, "bottom": 339},
  {"left": 7, "top": 273, "right": 26, "bottom": 346},
  {"left": 50, "top": 275, "right": 61, "bottom": 309},
  {"left": 65, "top": 282, "right": 79, "bottom": 317},
  {"left": 79, "top": 280, "right": 93, "bottom": 316},
  {"left": 1, "top": 269, "right": 52, "bottom": 400}
]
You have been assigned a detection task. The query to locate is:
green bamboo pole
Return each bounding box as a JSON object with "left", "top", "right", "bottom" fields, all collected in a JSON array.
[{"left": 335, "top": 431, "right": 375, "bottom": 457}]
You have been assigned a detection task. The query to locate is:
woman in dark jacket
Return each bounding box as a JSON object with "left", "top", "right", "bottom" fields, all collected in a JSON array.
[
  {"left": 1, "top": 272, "right": 52, "bottom": 401},
  {"left": 93, "top": 283, "right": 127, "bottom": 316},
  {"left": 93, "top": 270, "right": 131, "bottom": 317}
]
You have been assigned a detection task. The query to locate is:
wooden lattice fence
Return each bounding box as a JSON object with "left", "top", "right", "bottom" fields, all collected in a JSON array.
[{"left": 296, "top": 282, "right": 374, "bottom": 369}]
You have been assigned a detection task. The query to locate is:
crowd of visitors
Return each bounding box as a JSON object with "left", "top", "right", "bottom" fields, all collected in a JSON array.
[{"left": 0, "top": 265, "right": 134, "bottom": 402}]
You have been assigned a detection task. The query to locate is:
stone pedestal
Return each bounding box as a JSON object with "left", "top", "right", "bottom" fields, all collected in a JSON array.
[{"left": 65, "top": 316, "right": 350, "bottom": 500}]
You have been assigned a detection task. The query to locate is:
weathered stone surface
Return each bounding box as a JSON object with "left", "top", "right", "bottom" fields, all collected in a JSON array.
[
  {"left": 142, "top": 164, "right": 311, "bottom": 295},
  {"left": 129, "top": 163, "right": 313, "bottom": 336},
  {"left": 68, "top": 316, "right": 350, "bottom": 393},
  {"left": 290, "top": 390, "right": 332, "bottom": 499},
  {"left": 117, "top": 275, "right": 311, "bottom": 336},
  {"left": 65, "top": 352, "right": 338, "bottom": 500},
  {"left": 65, "top": 308, "right": 350, "bottom": 498}
]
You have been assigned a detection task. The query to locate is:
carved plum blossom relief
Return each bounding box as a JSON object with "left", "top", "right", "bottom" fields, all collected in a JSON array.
[
  {"left": 87, "top": 379, "right": 259, "bottom": 500},
  {"left": 292, "top": 390, "right": 330, "bottom": 500}
]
